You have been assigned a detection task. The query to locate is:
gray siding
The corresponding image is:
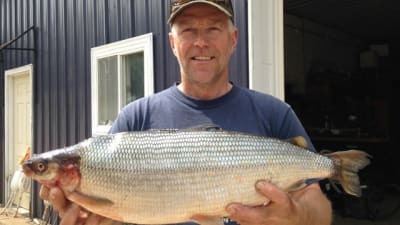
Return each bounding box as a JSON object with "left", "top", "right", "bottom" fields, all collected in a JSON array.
[{"left": 0, "top": 0, "right": 248, "bottom": 217}]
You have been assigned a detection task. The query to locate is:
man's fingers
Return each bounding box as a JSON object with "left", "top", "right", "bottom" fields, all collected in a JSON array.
[
  {"left": 226, "top": 203, "right": 265, "bottom": 223},
  {"left": 85, "top": 213, "right": 101, "bottom": 225},
  {"left": 39, "top": 185, "right": 50, "bottom": 201},
  {"left": 226, "top": 181, "right": 293, "bottom": 224},
  {"left": 86, "top": 213, "right": 123, "bottom": 225},
  {"left": 255, "top": 180, "right": 289, "bottom": 206},
  {"left": 59, "top": 203, "right": 80, "bottom": 225},
  {"left": 49, "top": 187, "right": 67, "bottom": 213}
]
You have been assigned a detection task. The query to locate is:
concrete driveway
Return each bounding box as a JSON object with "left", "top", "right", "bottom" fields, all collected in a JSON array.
[{"left": 0, "top": 207, "right": 38, "bottom": 225}]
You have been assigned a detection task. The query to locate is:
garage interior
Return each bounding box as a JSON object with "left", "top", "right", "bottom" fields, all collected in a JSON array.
[{"left": 283, "top": 0, "right": 400, "bottom": 223}]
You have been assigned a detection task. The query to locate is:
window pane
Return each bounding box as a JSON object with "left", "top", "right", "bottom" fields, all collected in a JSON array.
[
  {"left": 98, "top": 56, "right": 118, "bottom": 125},
  {"left": 122, "top": 52, "right": 144, "bottom": 106}
]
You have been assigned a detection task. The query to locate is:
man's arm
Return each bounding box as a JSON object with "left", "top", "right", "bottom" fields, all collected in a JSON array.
[{"left": 226, "top": 181, "right": 332, "bottom": 225}]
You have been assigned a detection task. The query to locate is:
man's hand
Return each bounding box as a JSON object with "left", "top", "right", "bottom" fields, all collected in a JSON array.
[
  {"left": 226, "top": 181, "right": 332, "bottom": 225},
  {"left": 39, "top": 185, "right": 122, "bottom": 225}
]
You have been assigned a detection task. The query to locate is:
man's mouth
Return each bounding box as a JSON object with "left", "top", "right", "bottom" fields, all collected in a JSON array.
[{"left": 192, "top": 56, "right": 214, "bottom": 61}]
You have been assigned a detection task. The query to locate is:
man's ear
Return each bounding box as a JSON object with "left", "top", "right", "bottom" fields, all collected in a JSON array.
[
  {"left": 230, "top": 28, "right": 238, "bottom": 54},
  {"left": 169, "top": 32, "right": 177, "bottom": 56}
]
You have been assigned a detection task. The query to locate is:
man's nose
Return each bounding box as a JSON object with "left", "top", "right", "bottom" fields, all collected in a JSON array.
[{"left": 193, "top": 31, "right": 209, "bottom": 48}]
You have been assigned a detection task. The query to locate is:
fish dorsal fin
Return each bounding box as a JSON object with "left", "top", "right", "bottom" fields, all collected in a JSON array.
[
  {"left": 286, "top": 136, "right": 308, "bottom": 149},
  {"left": 146, "top": 124, "right": 222, "bottom": 133},
  {"left": 184, "top": 124, "right": 223, "bottom": 132}
]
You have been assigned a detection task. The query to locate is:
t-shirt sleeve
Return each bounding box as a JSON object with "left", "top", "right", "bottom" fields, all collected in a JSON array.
[
  {"left": 108, "top": 109, "right": 131, "bottom": 134},
  {"left": 277, "top": 106, "right": 315, "bottom": 151},
  {"left": 248, "top": 90, "right": 315, "bottom": 151},
  {"left": 108, "top": 98, "right": 149, "bottom": 134}
]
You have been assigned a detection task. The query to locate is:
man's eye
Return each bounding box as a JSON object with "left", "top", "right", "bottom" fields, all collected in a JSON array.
[
  {"left": 208, "top": 27, "right": 222, "bottom": 33},
  {"left": 182, "top": 28, "right": 194, "bottom": 33}
]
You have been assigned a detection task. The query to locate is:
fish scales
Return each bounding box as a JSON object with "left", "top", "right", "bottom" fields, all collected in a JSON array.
[
  {"left": 78, "top": 130, "right": 320, "bottom": 222},
  {"left": 23, "top": 129, "right": 370, "bottom": 224}
]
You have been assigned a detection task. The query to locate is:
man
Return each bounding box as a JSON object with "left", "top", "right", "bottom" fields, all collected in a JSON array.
[{"left": 40, "top": 1, "right": 332, "bottom": 224}]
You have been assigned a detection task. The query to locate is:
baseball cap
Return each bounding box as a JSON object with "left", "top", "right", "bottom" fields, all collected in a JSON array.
[{"left": 168, "top": 0, "right": 234, "bottom": 25}]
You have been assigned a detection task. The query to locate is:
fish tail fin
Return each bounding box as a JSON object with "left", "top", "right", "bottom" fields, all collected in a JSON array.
[{"left": 327, "top": 150, "right": 372, "bottom": 197}]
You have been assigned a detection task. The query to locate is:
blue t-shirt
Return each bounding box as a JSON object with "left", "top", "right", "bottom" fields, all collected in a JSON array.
[
  {"left": 109, "top": 83, "right": 315, "bottom": 225},
  {"left": 109, "top": 83, "right": 314, "bottom": 150}
]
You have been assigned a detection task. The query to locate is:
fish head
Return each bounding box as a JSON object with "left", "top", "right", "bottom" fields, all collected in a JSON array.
[
  {"left": 23, "top": 157, "right": 60, "bottom": 186},
  {"left": 22, "top": 149, "right": 81, "bottom": 192}
]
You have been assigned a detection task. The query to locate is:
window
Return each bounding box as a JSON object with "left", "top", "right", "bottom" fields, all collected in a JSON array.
[{"left": 91, "top": 33, "right": 153, "bottom": 135}]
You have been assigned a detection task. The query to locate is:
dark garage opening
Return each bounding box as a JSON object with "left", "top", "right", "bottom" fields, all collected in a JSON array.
[{"left": 284, "top": 0, "right": 400, "bottom": 223}]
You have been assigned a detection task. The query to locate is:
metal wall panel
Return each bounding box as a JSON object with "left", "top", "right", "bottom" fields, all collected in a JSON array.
[
  {"left": 0, "top": 0, "right": 248, "bottom": 216},
  {"left": 0, "top": 0, "right": 37, "bottom": 206}
]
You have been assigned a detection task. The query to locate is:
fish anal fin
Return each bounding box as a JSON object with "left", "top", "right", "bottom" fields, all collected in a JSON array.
[
  {"left": 286, "top": 136, "right": 308, "bottom": 149},
  {"left": 284, "top": 179, "right": 308, "bottom": 192},
  {"left": 190, "top": 214, "right": 224, "bottom": 225}
]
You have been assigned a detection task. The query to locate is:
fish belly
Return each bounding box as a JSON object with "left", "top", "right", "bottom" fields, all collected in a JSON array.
[{"left": 83, "top": 169, "right": 272, "bottom": 223}]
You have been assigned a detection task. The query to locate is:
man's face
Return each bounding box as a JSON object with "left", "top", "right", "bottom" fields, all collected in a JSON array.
[{"left": 169, "top": 4, "right": 238, "bottom": 85}]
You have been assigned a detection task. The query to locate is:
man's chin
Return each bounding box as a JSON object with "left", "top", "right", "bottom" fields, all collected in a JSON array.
[{"left": 186, "top": 73, "right": 217, "bottom": 84}]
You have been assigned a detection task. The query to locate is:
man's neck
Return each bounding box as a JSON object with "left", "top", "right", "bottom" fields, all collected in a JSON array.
[{"left": 177, "top": 82, "right": 233, "bottom": 100}]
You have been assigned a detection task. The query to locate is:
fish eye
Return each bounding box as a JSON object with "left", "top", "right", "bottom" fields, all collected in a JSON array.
[{"left": 35, "top": 161, "right": 47, "bottom": 172}]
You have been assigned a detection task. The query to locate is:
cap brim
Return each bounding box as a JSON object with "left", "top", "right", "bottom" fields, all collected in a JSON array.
[{"left": 168, "top": 1, "right": 233, "bottom": 25}]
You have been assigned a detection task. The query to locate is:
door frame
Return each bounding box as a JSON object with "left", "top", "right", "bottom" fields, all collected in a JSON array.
[
  {"left": 248, "top": 0, "right": 285, "bottom": 100},
  {"left": 3, "top": 64, "right": 33, "bottom": 203}
]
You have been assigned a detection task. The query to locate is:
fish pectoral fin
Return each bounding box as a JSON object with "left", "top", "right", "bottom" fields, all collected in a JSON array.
[
  {"left": 67, "top": 191, "right": 113, "bottom": 210},
  {"left": 190, "top": 215, "right": 225, "bottom": 225},
  {"left": 284, "top": 180, "right": 308, "bottom": 192},
  {"left": 286, "top": 136, "right": 308, "bottom": 149}
]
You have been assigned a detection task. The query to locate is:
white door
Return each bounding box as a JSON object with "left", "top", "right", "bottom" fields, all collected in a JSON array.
[
  {"left": 4, "top": 65, "right": 33, "bottom": 210},
  {"left": 13, "top": 73, "right": 31, "bottom": 170},
  {"left": 12, "top": 72, "right": 31, "bottom": 209}
]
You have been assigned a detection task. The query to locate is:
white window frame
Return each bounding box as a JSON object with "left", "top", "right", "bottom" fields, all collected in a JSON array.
[{"left": 91, "top": 33, "right": 154, "bottom": 136}]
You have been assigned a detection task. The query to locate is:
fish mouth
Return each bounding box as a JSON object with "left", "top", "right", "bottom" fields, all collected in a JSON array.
[{"left": 22, "top": 163, "right": 34, "bottom": 177}]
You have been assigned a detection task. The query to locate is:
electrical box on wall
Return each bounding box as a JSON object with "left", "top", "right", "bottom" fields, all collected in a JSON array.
[{"left": 360, "top": 50, "right": 379, "bottom": 68}]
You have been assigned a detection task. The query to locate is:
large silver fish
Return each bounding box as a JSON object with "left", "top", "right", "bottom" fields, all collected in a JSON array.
[{"left": 23, "top": 127, "right": 371, "bottom": 224}]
